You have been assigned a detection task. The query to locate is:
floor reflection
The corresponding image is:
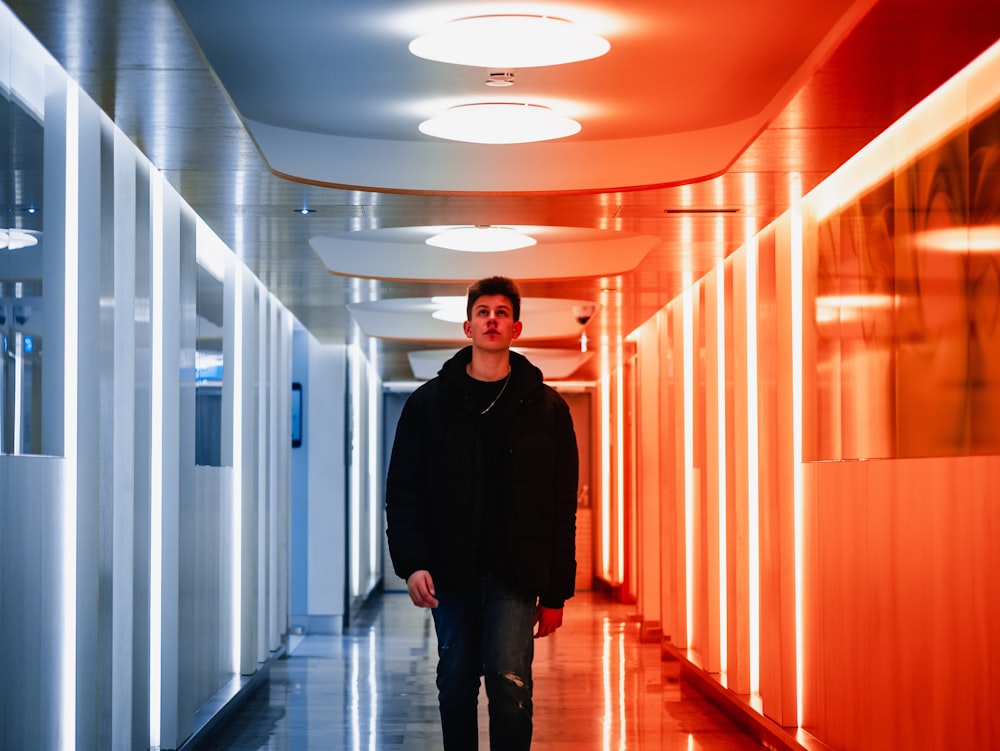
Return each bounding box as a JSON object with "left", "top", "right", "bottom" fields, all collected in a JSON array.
[{"left": 201, "top": 591, "right": 762, "bottom": 750}]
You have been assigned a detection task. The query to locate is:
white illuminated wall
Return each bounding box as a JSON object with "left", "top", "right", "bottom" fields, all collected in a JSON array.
[{"left": 0, "top": 7, "right": 294, "bottom": 750}]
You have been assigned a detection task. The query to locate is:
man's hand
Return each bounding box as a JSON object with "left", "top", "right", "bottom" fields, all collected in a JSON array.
[
  {"left": 534, "top": 605, "right": 564, "bottom": 638},
  {"left": 406, "top": 570, "right": 439, "bottom": 608}
]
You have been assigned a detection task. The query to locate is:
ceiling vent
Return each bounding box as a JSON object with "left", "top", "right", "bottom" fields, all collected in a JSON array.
[
  {"left": 663, "top": 208, "right": 741, "bottom": 214},
  {"left": 485, "top": 71, "right": 516, "bottom": 87}
]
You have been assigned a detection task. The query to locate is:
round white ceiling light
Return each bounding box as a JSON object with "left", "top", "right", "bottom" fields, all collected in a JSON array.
[
  {"left": 419, "top": 103, "right": 580, "bottom": 144},
  {"left": 409, "top": 15, "right": 610, "bottom": 69},
  {"left": 426, "top": 226, "right": 537, "bottom": 252}
]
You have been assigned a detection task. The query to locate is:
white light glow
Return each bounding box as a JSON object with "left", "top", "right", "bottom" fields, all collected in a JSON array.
[
  {"left": 13, "top": 332, "right": 23, "bottom": 453},
  {"left": 350, "top": 336, "right": 363, "bottom": 597},
  {"left": 367, "top": 334, "right": 380, "bottom": 582},
  {"left": 913, "top": 224, "right": 1000, "bottom": 253},
  {"left": 196, "top": 220, "right": 229, "bottom": 281},
  {"left": 615, "top": 328, "right": 625, "bottom": 584},
  {"left": 150, "top": 169, "right": 164, "bottom": 749},
  {"left": 791, "top": 175, "right": 804, "bottom": 728},
  {"left": 231, "top": 268, "right": 244, "bottom": 674},
  {"left": 815, "top": 293, "right": 896, "bottom": 325},
  {"left": 426, "top": 225, "right": 537, "bottom": 252},
  {"left": 745, "top": 234, "right": 761, "bottom": 697},
  {"left": 716, "top": 263, "right": 728, "bottom": 677},
  {"left": 816, "top": 293, "right": 895, "bottom": 310},
  {"left": 419, "top": 103, "right": 580, "bottom": 144},
  {"left": 409, "top": 15, "right": 610, "bottom": 68},
  {"left": 600, "top": 309, "right": 611, "bottom": 578},
  {"left": 682, "top": 287, "right": 694, "bottom": 647},
  {"left": 60, "top": 82, "right": 80, "bottom": 751}
]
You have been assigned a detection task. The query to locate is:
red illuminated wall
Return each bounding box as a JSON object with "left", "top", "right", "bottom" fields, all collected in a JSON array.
[{"left": 629, "top": 41, "right": 1000, "bottom": 751}]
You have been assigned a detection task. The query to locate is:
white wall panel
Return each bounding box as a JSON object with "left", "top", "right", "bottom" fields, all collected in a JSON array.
[
  {"left": 0, "top": 456, "right": 68, "bottom": 750},
  {"left": 0, "top": 8, "right": 297, "bottom": 751}
]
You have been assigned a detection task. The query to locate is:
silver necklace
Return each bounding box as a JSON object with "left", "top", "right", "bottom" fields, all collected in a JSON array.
[{"left": 480, "top": 368, "right": 512, "bottom": 415}]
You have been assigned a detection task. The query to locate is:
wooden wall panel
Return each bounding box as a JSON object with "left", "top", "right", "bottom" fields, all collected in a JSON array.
[{"left": 803, "top": 456, "right": 1000, "bottom": 750}]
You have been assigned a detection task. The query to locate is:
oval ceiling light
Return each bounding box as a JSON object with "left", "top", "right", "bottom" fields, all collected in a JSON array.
[
  {"left": 426, "top": 225, "right": 537, "bottom": 253},
  {"left": 409, "top": 15, "right": 610, "bottom": 68},
  {"left": 0, "top": 229, "right": 40, "bottom": 250},
  {"left": 419, "top": 103, "right": 580, "bottom": 144},
  {"left": 430, "top": 296, "right": 468, "bottom": 323}
]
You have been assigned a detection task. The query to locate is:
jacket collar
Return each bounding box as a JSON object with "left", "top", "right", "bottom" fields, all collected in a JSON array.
[{"left": 439, "top": 346, "right": 544, "bottom": 399}]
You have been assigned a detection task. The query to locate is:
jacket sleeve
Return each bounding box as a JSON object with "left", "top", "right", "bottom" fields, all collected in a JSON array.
[
  {"left": 385, "top": 390, "right": 431, "bottom": 582},
  {"left": 541, "top": 395, "right": 580, "bottom": 609}
]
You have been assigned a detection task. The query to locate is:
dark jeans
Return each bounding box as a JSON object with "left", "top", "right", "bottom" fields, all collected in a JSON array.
[{"left": 431, "top": 573, "right": 536, "bottom": 750}]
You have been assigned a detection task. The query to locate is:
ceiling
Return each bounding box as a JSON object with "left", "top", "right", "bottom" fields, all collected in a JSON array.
[{"left": 6, "top": 0, "right": 1000, "bottom": 383}]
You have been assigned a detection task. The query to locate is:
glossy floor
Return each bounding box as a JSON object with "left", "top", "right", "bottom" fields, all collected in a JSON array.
[{"left": 201, "top": 591, "right": 763, "bottom": 750}]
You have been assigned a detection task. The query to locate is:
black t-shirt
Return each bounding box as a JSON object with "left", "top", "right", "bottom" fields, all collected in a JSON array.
[{"left": 464, "top": 370, "right": 512, "bottom": 576}]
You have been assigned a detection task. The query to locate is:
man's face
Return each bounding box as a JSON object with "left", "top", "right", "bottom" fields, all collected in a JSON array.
[{"left": 463, "top": 294, "right": 522, "bottom": 351}]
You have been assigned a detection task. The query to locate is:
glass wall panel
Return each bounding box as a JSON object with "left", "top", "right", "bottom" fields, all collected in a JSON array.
[
  {"left": 811, "top": 102, "right": 1000, "bottom": 459},
  {"left": 196, "top": 262, "right": 224, "bottom": 466},
  {"left": 0, "top": 85, "right": 44, "bottom": 454}
]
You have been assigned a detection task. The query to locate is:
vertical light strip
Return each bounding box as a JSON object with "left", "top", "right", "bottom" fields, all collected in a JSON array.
[
  {"left": 716, "top": 264, "right": 728, "bottom": 677},
  {"left": 60, "top": 82, "right": 80, "bottom": 751},
  {"left": 682, "top": 287, "right": 694, "bottom": 645},
  {"left": 350, "top": 339, "right": 363, "bottom": 597},
  {"left": 615, "top": 310, "right": 625, "bottom": 582},
  {"left": 601, "top": 618, "right": 611, "bottom": 751},
  {"left": 367, "top": 319, "right": 379, "bottom": 581},
  {"left": 790, "top": 174, "right": 805, "bottom": 727},
  {"left": 231, "top": 268, "right": 244, "bottom": 673},
  {"left": 149, "top": 168, "right": 164, "bottom": 748},
  {"left": 745, "top": 228, "right": 761, "bottom": 696},
  {"left": 618, "top": 623, "right": 626, "bottom": 748},
  {"left": 600, "top": 288, "right": 611, "bottom": 580},
  {"left": 13, "top": 332, "right": 23, "bottom": 453}
]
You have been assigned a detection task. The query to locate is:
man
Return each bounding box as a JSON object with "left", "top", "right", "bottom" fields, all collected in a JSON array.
[{"left": 386, "top": 275, "right": 579, "bottom": 750}]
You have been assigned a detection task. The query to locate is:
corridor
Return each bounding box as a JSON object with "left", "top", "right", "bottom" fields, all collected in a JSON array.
[{"left": 201, "top": 592, "right": 764, "bottom": 750}]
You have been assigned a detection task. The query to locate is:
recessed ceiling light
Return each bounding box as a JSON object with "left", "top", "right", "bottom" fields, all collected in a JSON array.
[
  {"left": 426, "top": 226, "right": 537, "bottom": 252},
  {"left": 419, "top": 103, "right": 580, "bottom": 144},
  {"left": 409, "top": 15, "right": 610, "bottom": 68}
]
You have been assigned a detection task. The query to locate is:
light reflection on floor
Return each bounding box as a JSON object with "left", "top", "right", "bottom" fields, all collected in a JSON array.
[{"left": 202, "top": 591, "right": 763, "bottom": 750}]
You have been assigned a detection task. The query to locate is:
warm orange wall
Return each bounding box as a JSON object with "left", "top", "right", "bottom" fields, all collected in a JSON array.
[
  {"left": 803, "top": 456, "right": 1000, "bottom": 749},
  {"left": 625, "top": 39, "right": 1000, "bottom": 749}
]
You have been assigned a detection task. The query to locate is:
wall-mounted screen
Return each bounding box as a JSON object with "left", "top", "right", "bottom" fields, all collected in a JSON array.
[{"left": 292, "top": 382, "right": 302, "bottom": 447}]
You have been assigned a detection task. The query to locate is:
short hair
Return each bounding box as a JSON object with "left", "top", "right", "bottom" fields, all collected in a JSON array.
[{"left": 466, "top": 276, "right": 521, "bottom": 321}]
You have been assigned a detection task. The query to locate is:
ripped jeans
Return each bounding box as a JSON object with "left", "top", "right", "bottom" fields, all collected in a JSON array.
[{"left": 431, "top": 573, "right": 536, "bottom": 750}]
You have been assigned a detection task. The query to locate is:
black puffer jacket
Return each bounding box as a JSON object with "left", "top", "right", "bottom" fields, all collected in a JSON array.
[{"left": 386, "top": 346, "right": 579, "bottom": 609}]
